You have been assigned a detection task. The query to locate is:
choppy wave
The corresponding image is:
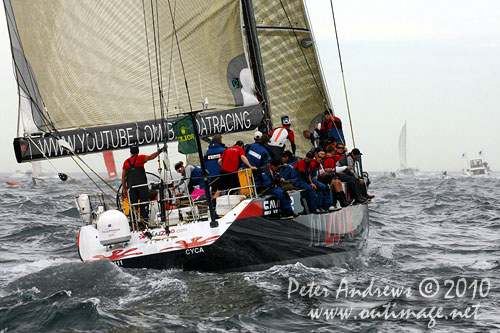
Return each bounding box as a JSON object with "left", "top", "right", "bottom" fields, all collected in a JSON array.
[{"left": 0, "top": 172, "right": 499, "bottom": 331}]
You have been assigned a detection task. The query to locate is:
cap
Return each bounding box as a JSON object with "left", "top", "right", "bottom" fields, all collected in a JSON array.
[
  {"left": 324, "top": 108, "right": 333, "bottom": 115},
  {"left": 130, "top": 142, "right": 139, "bottom": 154},
  {"left": 351, "top": 148, "right": 362, "bottom": 155},
  {"left": 254, "top": 131, "right": 262, "bottom": 140},
  {"left": 314, "top": 146, "right": 323, "bottom": 153},
  {"left": 281, "top": 115, "right": 291, "bottom": 126},
  {"left": 305, "top": 151, "right": 314, "bottom": 159}
]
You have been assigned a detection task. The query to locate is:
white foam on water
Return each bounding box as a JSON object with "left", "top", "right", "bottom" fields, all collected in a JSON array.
[
  {"left": 469, "top": 259, "right": 496, "bottom": 270},
  {"left": 0, "top": 258, "right": 78, "bottom": 286}
]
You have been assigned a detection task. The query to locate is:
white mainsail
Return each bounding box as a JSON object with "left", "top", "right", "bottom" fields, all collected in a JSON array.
[{"left": 6, "top": 0, "right": 258, "bottom": 131}]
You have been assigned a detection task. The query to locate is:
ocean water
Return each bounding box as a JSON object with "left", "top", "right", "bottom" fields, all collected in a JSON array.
[{"left": 0, "top": 172, "right": 499, "bottom": 332}]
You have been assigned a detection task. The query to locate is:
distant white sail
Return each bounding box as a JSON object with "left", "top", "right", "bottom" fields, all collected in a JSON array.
[{"left": 399, "top": 122, "right": 406, "bottom": 169}]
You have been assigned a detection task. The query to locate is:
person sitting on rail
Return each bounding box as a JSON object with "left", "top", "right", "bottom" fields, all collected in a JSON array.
[
  {"left": 320, "top": 149, "right": 353, "bottom": 207},
  {"left": 337, "top": 148, "right": 374, "bottom": 200},
  {"left": 322, "top": 109, "right": 345, "bottom": 144},
  {"left": 279, "top": 150, "right": 295, "bottom": 181},
  {"left": 291, "top": 151, "right": 322, "bottom": 214},
  {"left": 268, "top": 115, "right": 296, "bottom": 158},
  {"left": 259, "top": 157, "right": 296, "bottom": 219},
  {"left": 333, "top": 142, "right": 347, "bottom": 164},
  {"left": 310, "top": 150, "right": 335, "bottom": 212},
  {"left": 336, "top": 148, "right": 370, "bottom": 204},
  {"left": 204, "top": 134, "right": 226, "bottom": 184},
  {"left": 212, "top": 140, "right": 256, "bottom": 199},
  {"left": 172, "top": 161, "right": 204, "bottom": 196}
]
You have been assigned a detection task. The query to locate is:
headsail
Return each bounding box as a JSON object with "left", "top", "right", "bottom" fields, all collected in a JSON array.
[
  {"left": 5, "top": 0, "right": 264, "bottom": 162},
  {"left": 252, "top": 0, "right": 331, "bottom": 154},
  {"left": 399, "top": 122, "right": 407, "bottom": 169}
]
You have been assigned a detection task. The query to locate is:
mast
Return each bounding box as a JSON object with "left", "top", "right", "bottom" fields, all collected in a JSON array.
[
  {"left": 240, "top": 0, "right": 272, "bottom": 133},
  {"left": 189, "top": 112, "right": 218, "bottom": 228}
]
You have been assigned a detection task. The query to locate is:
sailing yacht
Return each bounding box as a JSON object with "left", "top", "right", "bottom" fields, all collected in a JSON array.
[
  {"left": 397, "top": 122, "right": 419, "bottom": 175},
  {"left": 4, "top": 0, "right": 369, "bottom": 271}
]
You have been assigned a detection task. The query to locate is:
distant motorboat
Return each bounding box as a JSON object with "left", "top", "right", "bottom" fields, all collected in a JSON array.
[{"left": 466, "top": 157, "right": 490, "bottom": 176}]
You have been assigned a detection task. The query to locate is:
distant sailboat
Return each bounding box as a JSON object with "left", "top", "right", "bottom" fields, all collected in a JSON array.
[{"left": 398, "top": 122, "right": 419, "bottom": 175}]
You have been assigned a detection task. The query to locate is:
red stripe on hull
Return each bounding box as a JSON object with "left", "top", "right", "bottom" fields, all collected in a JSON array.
[{"left": 236, "top": 202, "right": 263, "bottom": 220}]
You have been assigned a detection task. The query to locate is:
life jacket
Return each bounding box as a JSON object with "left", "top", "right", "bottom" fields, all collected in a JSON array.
[
  {"left": 125, "top": 155, "right": 147, "bottom": 187},
  {"left": 269, "top": 127, "right": 289, "bottom": 147}
]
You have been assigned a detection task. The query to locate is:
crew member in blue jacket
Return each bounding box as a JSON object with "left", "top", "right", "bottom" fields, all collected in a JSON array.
[
  {"left": 291, "top": 151, "right": 321, "bottom": 214},
  {"left": 204, "top": 134, "right": 226, "bottom": 183},
  {"left": 279, "top": 150, "right": 295, "bottom": 180},
  {"left": 245, "top": 131, "right": 270, "bottom": 168},
  {"left": 259, "top": 158, "right": 295, "bottom": 219},
  {"left": 244, "top": 131, "right": 271, "bottom": 181},
  {"left": 172, "top": 161, "right": 204, "bottom": 194}
]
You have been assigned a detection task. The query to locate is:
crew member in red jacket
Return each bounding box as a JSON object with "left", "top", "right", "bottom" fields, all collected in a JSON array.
[
  {"left": 322, "top": 109, "right": 345, "bottom": 144},
  {"left": 212, "top": 140, "right": 256, "bottom": 199}
]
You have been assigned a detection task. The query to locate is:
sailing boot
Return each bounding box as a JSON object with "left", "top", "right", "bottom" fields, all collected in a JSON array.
[
  {"left": 338, "top": 191, "right": 353, "bottom": 207},
  {"left": 361, "top": 183, "right": 375, "bottom": 199}
]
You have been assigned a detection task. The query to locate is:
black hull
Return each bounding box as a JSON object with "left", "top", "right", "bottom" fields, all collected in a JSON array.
[{"left": 117, "top": 205, "right": 369, "bottom": 272}]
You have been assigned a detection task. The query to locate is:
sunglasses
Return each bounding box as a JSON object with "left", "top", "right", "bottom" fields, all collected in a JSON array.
[{"left": 336, "top": 147, "right": 344, "bottom": 149}]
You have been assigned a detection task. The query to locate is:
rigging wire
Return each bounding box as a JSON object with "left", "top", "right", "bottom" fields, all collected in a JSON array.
[
  {"left": 25, "top": 136, "right": 110, "bottom": 204},
  {"left": 329, "top": 0, "right": 356, "bottom": 148},
  {"left": 141, "top": 0, "right": 160, "bottom": 153},
  {"left": 166, "top": 0, "right": 194, "bottom": 114},
  {"left": 278, "top": 1, "right": 348, "bottom": 146},
  {"left": 67, "top": 153, "right": 117, "bottom": 209},
  {"left": 4, "top": 9, "right": 60, "bottom": 137}
]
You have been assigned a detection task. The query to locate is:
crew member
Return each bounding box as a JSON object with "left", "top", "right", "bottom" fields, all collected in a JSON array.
[
  {"left": 245, "top": 131, "right": 271, "bottom": 184},
  {"left": 213, "top": 141, "right": 256, "bottom": 199},
  {"left": 322, "top": 109, "right": 345, "bottom": 144},
  {"left": 122, "top": 143, "right": 165, "bottom": 221},
  {"left": 172, "top": 161, "right": 204, "bottom": 195},
  {"left": 336, "top": 148, "right": 370, "bottom": 204},
  {"left": 291, "top": 151, "right": 321, "bottom": 214},
  {"left": 204, "top": 134, "right": 226, "bottom": 183},
  {"left": 260, "top": 158, "right": 295, "bottom": 219},
  {"left": 268, "top": 115, "right": 296, "bottom": 158}
]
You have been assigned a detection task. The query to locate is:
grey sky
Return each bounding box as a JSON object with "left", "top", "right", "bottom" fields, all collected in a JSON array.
[{"left": 1, "top": 0, "right": 499, "bottom": 174}]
